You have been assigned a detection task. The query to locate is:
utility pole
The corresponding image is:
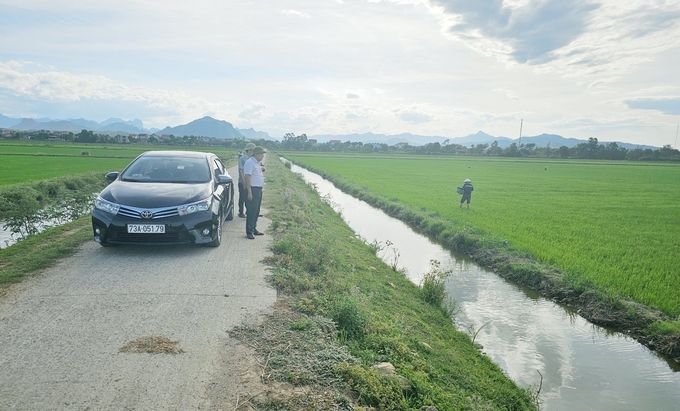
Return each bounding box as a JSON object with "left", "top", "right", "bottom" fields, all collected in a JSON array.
[
  {"left": 675, "top": 123, "right": 679, "bottom": 149},
  {"left": 518, "top": 118, "right": 523, "bottom": 147}
]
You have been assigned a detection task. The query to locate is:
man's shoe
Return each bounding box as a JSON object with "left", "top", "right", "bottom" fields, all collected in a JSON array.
[
  {"left": 253, "top": 230, "right": 264, "bottom": 236},
  {"left": 247, "top": 233, "right": 255, "bottom": 239},
  {"left": 238, "top": 213, "right": 246, "bottom": 218}
]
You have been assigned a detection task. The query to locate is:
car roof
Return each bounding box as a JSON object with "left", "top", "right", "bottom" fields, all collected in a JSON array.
[{"left": 141, "top": 150, "right": 214, "bottom": 159}]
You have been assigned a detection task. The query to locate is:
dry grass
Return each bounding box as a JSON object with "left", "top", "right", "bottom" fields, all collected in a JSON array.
[{"left": 119, "top": 335, "right": 184, "bottom": 354}]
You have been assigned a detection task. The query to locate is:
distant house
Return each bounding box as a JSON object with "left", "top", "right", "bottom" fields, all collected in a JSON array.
[
  {"left": 116, "top": 134, "right": 129, "bottom": 143},
  {"left": 329, "top": 139, "right": 341, "bottom": 144},
  {"left": 308, "top": 139, "right": 317, "bottom": 145},
  {"left": 395, "top": 142, "right": 409, "bottom": 148}
]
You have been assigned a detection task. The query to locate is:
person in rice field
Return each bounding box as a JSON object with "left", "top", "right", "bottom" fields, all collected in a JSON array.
[{"left": 459, "top": 178, "right": 474, "bottom": 208}]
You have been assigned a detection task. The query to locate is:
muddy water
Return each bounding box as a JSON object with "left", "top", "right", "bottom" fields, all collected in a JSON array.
[{"left": 289, "top": 162, "right": 680, "bottom": 411}]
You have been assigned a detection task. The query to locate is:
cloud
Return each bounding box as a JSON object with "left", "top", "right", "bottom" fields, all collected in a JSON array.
[
  {"left": 346, "top": 89, "right": 365, "bottom": 99},
  {"left": 343, "top": 106, "right": 373, "bottom": 120},
  {"left": 393, "top": 105, "right": 433, "bottom": 124},
  {"left": 281, "top": 10, "right": 311, "bottom": 18},
  {"left": 0, "top": 60, "right": 232, "bottom": 127},
  {"left": 239, "top": 101, "right": 268, "bottom": 120},
  {"left": 625, "top": 98, "right": 680, "bottom": 115},
  {"left": 494, "top": 87, "right": 520, "bottom": 100},
  {"left": 421, "top": 0, "right": 599, "bottom": 64},
  {"left": 378, "top": 0, "right": 680, "bottom": 77}
]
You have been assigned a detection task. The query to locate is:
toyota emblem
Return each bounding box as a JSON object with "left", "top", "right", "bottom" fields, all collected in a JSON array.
[{"left": 140, "top": 210, "right": 154, "bottom": 219}]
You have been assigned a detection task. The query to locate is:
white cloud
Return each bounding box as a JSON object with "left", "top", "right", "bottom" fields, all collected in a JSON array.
[
  {"left": 393, "top": 104, "right": 434, "bottom": 124},
  {"left": 376, "top": 0, "right": 680, "bottom": 78},
  {"left": 281, "top": 9, "right": 311, "bottom": 18},
  {"left": 346, "top": 89, "right": 364, "bottom": 99},
  {"left": 0, "top": 60, "right": 233, "bottom": 127},
  {"left": 239, "top": 101, "right": 268, "bottom": 120},
  {"left": 494, "top": 87, "right": 520, "bottom": 101}
]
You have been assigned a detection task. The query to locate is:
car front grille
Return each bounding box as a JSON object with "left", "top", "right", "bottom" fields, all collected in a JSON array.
[{"left": 117, "top": 205, "right": 179, "bottom": 220}]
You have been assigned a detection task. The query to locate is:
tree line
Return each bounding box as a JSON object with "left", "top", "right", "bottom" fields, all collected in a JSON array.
[
  {"left": 279, "top": 133, "right": 680, "bottom": 162},
  {"left": 4, "top": 129, "right": 678, "bottom": 162}
]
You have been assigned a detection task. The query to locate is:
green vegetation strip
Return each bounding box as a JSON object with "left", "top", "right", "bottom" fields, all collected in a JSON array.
[
  {"left": 0, "top": 142, "right": 237, "bottom": 186},
  {"left": 252, "top": 156, "right": 538, "bottom": 410},
  {"left": 282, "top": 152, "right": 680, "bottom": 360},
  {"left": 0, "top": 218, "right": 91, "bottom": 287}
]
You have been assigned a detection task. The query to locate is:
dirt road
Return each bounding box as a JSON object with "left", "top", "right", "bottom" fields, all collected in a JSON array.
[{"left": 0, "top": 165, "right": 276, "bottom": 410}]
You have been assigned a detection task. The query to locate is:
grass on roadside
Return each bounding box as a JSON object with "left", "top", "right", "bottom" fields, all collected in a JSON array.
[
  {"left": 0, "top": 217, "right": 92, "bottom": 289},
  {"left": 245, "top": 155, "right": 539, "bottom": 411}
]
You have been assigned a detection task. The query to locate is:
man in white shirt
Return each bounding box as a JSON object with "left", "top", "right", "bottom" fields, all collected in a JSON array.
[{"left": 243, "top": 146, "right": 266, "bottom": 239}]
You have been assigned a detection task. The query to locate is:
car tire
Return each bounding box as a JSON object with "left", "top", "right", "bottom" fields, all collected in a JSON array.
[
  {"left": 207, "top": 212, "right": 222, "bottom": 247},
  {"left": 99, "top": 241, "right": 115, "bottom": 247}
]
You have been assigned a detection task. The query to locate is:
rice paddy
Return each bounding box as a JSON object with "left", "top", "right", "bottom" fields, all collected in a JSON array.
[
  {"left": 0, "top": 141, "right": 235, "bottom": 186},
  {"left": 284, "top": 153, "right": 680, "bottom": 317}
]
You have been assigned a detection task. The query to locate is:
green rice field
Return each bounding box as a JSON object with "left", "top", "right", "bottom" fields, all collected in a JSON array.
[
  {"left": 0, "top": 142, "right": 236, "bottom": 186},
  {"left": 284, "top": 153, "right": 680, "bottom": 317}
]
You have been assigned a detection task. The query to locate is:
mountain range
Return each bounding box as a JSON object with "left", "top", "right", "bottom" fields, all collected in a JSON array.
[{"left": 0, "top": 113, "right": 658, "bottom": 150}]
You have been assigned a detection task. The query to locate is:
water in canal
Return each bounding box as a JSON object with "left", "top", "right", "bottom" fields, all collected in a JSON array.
[{"left": 288, "top": 162, "right": 680, "bottom": 411}]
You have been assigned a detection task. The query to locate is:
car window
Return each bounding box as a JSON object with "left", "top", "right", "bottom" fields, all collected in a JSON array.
[{"left": 121, "top": 156, "right": 210, "bottom": 183}]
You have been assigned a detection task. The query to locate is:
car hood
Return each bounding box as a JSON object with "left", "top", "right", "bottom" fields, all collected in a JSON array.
[{"left": 100, "top": 181, "right": 213, "bottom": 208}]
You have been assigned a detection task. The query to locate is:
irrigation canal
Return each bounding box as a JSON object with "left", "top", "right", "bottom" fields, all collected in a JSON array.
[{"left": 289, "top": 161, "right": 680, "bottom": 411}]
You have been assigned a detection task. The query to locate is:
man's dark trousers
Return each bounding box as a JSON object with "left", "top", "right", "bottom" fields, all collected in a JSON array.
[
  {"left": 245, "top": 186, "right": 263, "bottom": 235},
  {"left": 238, "top": 182, "right": 247, "bottom": 215}
]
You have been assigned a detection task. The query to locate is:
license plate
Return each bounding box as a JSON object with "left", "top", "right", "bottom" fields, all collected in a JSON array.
[{"left": 127, "top": 224, "right": 165, "bottom": 234}]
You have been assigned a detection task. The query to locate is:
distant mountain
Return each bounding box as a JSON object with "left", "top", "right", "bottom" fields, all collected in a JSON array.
[
  {"left": 100, "top": 118, "right": 144, "bottom": 129},
  {"left": 6, "top": 116, "right": 145, "bottom": 134},
  {"left": 100, "top": 122, "right": 144, "bottom": 134},
  {"left": 237, "top": 127, "right": 273, "bottom": 140},
  {"left": 158, "top": 116, "right": 244, "bottom": 139},
  {"left": 66, "top": 118, "right": 101, "bottom": 130},
  {"left": 0, "top": 114, "right": 21, "bottom": 128},
  {"left": 0, "top": 112, "right": 660, "bottom": 149},
  {"left": 10, "top": 118, "right": 86, "bottom": 132}
]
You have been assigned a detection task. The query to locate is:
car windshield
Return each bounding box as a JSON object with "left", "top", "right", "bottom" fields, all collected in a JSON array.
[{"left": 120, "top": 156, "right": 211, "bottom": 183}]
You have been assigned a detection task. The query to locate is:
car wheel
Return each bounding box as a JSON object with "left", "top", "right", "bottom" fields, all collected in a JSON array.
[{"left": 207, "top": 212, "right": 222, "bottom": 247}]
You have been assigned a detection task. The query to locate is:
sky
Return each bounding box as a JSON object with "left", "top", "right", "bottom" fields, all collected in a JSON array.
[{"left": 1, "top": 0, "right": 680, "bottom": 147}]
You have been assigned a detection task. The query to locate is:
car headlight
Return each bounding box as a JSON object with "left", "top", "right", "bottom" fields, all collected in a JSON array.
[
  {"left": 178, "top": 199, "right": 211, "bottom": 216},
  {"left": 94, "top": 197, "right": 120, "bottom": 215}
]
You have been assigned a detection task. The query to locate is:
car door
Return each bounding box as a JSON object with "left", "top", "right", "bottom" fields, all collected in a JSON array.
[{"left": 211, "top": 156, "right": 228, "bottom": 217}]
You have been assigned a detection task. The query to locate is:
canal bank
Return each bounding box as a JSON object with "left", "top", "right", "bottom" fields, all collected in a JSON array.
[{"left": 286, "top": 159, "right": 680, "bottom": 411}]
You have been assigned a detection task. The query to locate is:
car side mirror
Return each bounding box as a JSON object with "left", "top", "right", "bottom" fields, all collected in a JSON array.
[
  {"left": 217, "top": 174, "right": 233, "bottom": 184},
  {"left": 105, "top": 171, "right": 119, "bottom": 181}
]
